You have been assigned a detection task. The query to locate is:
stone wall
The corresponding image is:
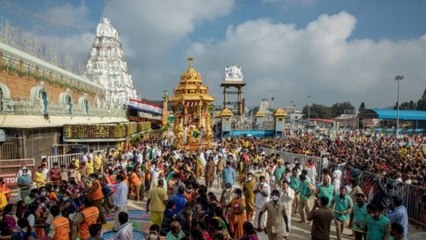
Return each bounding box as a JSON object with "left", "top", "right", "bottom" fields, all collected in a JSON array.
[{"left": 0, "top": 70, "right": 95, "bottom": 106}]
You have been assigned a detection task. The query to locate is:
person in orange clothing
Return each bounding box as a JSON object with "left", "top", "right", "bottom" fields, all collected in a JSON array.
[
  {"left": 72, "top": 198, "right": 99, "bottom": 240},
  {"left": 47, "top": 185, "right": 60, "bottom": 202},
  {"left": 48, "top": 205, "right": 70, "bottom": 240},
  {"left": 84, "top": 174, "right": 105, "bottom": 224},
  {"left": 229, "top": 188, "right": 246, "bottom": 240},
  {"left": 129, "top": 170, "right": 143, "bottom": 201},
  {"left": 0, "top": 178, "right": 11, "bottom": 201}
]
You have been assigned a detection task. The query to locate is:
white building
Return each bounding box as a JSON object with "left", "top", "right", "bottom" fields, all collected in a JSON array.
[{"left": 84, "top": 18, "right": 138, "bottom": 107}]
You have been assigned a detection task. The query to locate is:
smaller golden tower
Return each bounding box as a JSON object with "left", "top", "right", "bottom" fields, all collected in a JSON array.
[{"left": 169, "top": 57, "right": 215, "bottom": 150}]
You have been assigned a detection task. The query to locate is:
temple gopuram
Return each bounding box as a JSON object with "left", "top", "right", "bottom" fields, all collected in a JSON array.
[{"left": 169, "top": 57, "right": 215, "bottom": 150}]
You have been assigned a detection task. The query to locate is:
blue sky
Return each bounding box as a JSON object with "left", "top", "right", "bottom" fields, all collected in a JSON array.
[{"left": 1, "top": 0, "right": 425, "bottom": 109}]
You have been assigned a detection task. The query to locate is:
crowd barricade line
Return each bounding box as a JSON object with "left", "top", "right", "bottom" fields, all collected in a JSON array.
[
  {"left": 47, "top": 153, "right": 84, "bottom": 169},
  {"left": 260, "top": 147, "right": 426, "bottom": 229}
]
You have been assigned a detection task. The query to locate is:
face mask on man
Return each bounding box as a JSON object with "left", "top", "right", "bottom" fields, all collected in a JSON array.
[
  {"left": 271, "top": 195, "right": 279, "bottom": 201},
  {"left": 149, "top": 234, "right": 158, "bottom": 240}
]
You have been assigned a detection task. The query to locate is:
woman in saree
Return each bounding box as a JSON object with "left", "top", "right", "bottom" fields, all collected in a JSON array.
[{"left": 228, "top": 188, "right": 246, "bottom": 239}]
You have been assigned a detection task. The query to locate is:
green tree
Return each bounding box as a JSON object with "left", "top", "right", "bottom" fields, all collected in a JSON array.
[
  {"left": 417, "top": 88, "right": 426, "bottom": 110},
  {"left": 302, "top": 104, "right": 331, "bottom": 119},
  {"left": 330, "top": 101, "right": 355, "bottom": 118},
  {"left": 394, "top": 100, "right": 417, "bottom": 110}
]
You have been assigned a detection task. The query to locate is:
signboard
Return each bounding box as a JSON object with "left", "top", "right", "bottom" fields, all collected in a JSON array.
[
  {"left": 0, "top": 173, "right": 18, "bottom": 186},
  {"left": 0, "top": 129, "right": 6, "bottom": 142},
  {"left": 0, "top": 158, "right": 35, "bottom": 189}
]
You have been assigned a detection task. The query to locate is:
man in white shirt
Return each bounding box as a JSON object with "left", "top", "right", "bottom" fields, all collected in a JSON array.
[
  {"left": 81, "top": 153, "right": 89, "bottom": 163},
  {"left": 305, "top": 159, "right": 317, "bottom": 183},
  {"left": 114, "top": 212, "right": 133, "bottom": 240},
  {"left": 150, "top": 165, "right": 161, "bottom": 190},
  {"left": 113, "top": 174, "right": 128, "bottom": 230},
  {"left": 332, "top": 167, "right": 342, "bottom": 194},
  {"left": 253, "top": 175, "right": 270, "bottom": 230},
  {"left": 281, "top": 180, "right": 295, "bottom": 239}
]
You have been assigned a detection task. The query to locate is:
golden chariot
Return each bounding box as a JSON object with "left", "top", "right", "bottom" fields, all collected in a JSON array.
[{"left": 168, "top": 57, "right": 215, "bottom": 150}]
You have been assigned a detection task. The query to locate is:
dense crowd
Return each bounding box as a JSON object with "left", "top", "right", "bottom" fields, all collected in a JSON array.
[
  {"left": 257, "top": 132, "right": 426, "bottom": 186},
  {"left": 0, "top": 134, "right": 420, "bottom": 240}
]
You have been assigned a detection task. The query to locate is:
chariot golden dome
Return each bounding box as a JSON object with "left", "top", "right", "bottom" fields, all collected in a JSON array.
[
  {"left": 180, "top": 57, "right": 202, "bottom": 82},
  {"left": 169, "top": 57, "right": 214, "bottom": 102}
]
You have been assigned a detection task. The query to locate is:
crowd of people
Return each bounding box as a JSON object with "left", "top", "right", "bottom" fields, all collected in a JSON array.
[
  {"left": 0, "top": 134, "right": 421, "bottom": 240},
  {"left": 257, "top": 132, "right": 425, "bottom": 186}
]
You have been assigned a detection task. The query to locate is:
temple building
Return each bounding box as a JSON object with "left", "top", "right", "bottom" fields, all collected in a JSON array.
[{"left": 84, "top": 18, "right": 137, "bottom": 106}]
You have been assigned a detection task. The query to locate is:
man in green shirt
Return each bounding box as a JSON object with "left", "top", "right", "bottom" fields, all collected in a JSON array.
[
  {"left": 273, "top": 160, "right": 286, "bottom": 188},
  {"left": 331, "top": 187, "right": 353, "bottom": 240},
  {"left": 349, "top": 193, "right": 368, "bottom": 240},
  {"left": 289, "top": 168, "right": 301, "bottom": 215},
  {"left": 299, "top": 174, "right": 315, "bottom": 223},
  {"left": 366, "top": 204, "right": 391, "bottom": 240},
  {"left": 316, "top": 175, "right": 334, "bottom": 207}
]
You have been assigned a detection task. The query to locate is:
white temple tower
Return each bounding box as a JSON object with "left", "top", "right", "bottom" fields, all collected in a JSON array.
[
  {"left": 220, "top": 64, "right": 246, "bottom": 117},
  {"left": 84, "top": 18, "right": 138, "bottom": 106}
]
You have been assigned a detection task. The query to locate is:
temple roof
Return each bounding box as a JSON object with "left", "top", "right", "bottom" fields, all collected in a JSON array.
[
  {"left": 169, "top": 57, "right": 214, "bottom": 103},
  {"left": 221, "top": 108, "right": 234, "bottom": 117},
  {"left": 274, "top": 108, "right": 287, "bottom": 117}
]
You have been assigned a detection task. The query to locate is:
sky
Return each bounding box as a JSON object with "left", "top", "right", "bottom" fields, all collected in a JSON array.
[{"left": 0, "top": 0, "right": 425, "bottom": 109}]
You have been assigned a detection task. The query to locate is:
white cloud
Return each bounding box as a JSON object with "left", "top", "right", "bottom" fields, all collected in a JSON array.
[
  {"left": 38, "top": 33, "right": 95, "bottom": 72},
  {"left": 31, "top": 2, "right": 425, "bottom": 109},
  {"left": 102, "top": 0, "right": 235, "bottom": 57},
  {"left": 42, "top": 2, "right": 92, "bottom": 26},
  {"left": 188, "top": 11, "right": 426, "bottom": 108},
  {"left": 262, "top": 0, "right": 316, "bottom": 8},
  {"left": 28, "top": 2, "right": 96, "bottom": 73},
  {"left": 101, "top": 0, "right": 236, "bottom": 98}
]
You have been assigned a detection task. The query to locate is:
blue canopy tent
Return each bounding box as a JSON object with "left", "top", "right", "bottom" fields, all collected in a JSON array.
[
  {"left": 364, "top": 109, "right": 426, "bottom": 132},
  {"left": 365, "top": 109, "right": 426, "bottom": 120}
]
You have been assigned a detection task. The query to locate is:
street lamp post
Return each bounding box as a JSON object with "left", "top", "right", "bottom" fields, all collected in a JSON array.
[{"left": 395, "top": 75, "right": 404, "bottom": 139}]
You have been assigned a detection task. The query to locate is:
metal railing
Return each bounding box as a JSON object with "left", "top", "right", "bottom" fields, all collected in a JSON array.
[
  {"left": 261, "top": 147, "right": 426, "bottom": 228},
  {"left": 262, "top": 148, "right": 324, "bottom": 182},
  {"left": 47, "top": 153, "right": 83, "bottom": 169}
]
